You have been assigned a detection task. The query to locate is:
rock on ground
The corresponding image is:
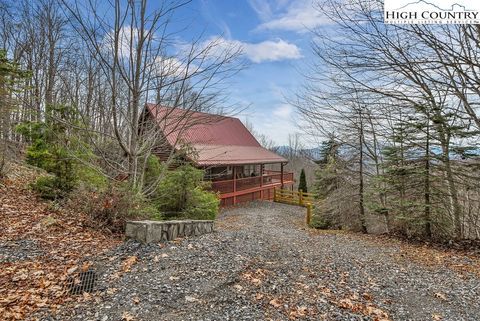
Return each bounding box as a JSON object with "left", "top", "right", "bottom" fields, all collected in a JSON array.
[{"left": 42, "top": 201, "right": 480, "bottom": 321}]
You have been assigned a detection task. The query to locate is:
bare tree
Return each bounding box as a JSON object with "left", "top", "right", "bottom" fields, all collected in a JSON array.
[
  {"left": 60, "top": 0, "right": 243, "bottom": 192},
  {"left": 295, "top": 0, "right": 480, "bottom": 239}
]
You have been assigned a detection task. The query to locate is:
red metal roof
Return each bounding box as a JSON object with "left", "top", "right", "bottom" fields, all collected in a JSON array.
[
  {"left": 146, "top": 104, "right": 287, "bottom": 165},
  {"left": 186, "top": 144, "right": 287, "bottom": 166}
]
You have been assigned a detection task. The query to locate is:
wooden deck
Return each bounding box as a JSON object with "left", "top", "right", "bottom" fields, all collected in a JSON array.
[{"left": 209, "top": 170, "right": 295, "bottom": 206}]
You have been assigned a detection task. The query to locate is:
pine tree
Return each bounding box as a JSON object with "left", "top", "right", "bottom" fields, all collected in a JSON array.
[
  {"left": 311, "top": 138, "right": 344, "bottom": 229},
  {"left": 372, "top": 107, "right": 435, "bottom": 237},
  {"left": 16, "top": 105, "right": 86, "bottom": 198},
  {"left": 315, "top": 138, "right": 340, "bottom": 199},
  {"left": 316, "top": 139, "right": 338, "bottom": 165},
  {"left": 298, "top": 168, "right": 307, "bottom": 193}
]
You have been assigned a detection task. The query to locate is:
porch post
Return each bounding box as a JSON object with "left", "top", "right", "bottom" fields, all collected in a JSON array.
[
  {"left": 260, "top": 164, "right": 264, "bottom": 200},
  {"left": 281, "top": 163, "right": 284, "bottom": 189},
  {"left": 233, "top": 166, "right": 237, "bottom": 205}
]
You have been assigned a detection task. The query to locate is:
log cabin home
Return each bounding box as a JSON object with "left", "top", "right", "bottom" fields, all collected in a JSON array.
[{"left": 141, "top": 103, "right": 294, "bottom": 206}]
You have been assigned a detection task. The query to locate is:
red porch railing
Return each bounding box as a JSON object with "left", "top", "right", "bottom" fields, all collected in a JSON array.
[
  {"left": 208, "top": 170, "right": 294, "bottom": 206},
  {"left": 210, "top": 171, "right": 294, "bottom": 194}
]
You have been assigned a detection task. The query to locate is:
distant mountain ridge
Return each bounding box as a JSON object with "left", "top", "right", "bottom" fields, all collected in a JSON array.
[
  {"left": 274, "top": 146, "right": 322, "bottom": 160},
  {"left": 274, "top": 145, "right": 480, "bottom": 162}
]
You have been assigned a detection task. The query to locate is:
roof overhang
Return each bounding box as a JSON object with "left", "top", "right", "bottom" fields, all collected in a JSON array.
[{"left": 184, "top": 144, "right": 288, "bottom": 166}]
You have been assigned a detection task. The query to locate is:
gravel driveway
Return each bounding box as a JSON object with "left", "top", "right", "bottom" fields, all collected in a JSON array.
[{"left": 47, "top": 201, "right": 480, "bottom": 321}]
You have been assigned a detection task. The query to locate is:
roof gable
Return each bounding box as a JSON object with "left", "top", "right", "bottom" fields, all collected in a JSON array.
[
  {"left": 145, "top": 103, "right": 287, "bottom": 165},
  {"left": 146, "top": 103, "right": 261, "bottom": 147}
]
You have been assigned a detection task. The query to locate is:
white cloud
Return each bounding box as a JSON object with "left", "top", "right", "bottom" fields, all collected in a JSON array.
[
  {"left": 243, "top": 39, "right": 302, "bottom": 63},
  {"left": 203, "top": 36, "right": 302, "bottom": 63},
  {"left": 273, "top": 104, "right": 293, "bottom": 118},
  {"left": 200, "top": 0, "right": 232, "bottom": 38},
  {"left": 248, "top": 0, "right": 274, "bottom": 20},
  {"left": 253, "top": 0, "right": 331, "bottom": 33},
  {"left": 154, "top": 56, "right": 200, "bottom": 78},
  {"left": 243, "top": 111, "right": 299, "bottom": 146},
  {"left": 102, "top": 26, "right": 139, "bottom": 58}
]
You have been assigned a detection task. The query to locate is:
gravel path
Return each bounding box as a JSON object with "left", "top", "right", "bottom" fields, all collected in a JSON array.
[{"left": 46, "top": 201, "right": 480, "bottom": 321}]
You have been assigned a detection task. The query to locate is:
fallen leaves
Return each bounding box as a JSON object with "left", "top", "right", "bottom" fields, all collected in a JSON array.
[
  {"left": 288, "top": 305, "right": 309, "bottom": 319},
  {"left": 238, "top": 261, "right": 394, "bottom": 321},
  {"left": 354, "top": 234, "right": 480, "bottom": 277},
  {"left": 0, "top": 261, "right": 68, "bottom": 320},
  {"left": 255, "top": 293, "right": 264, "bottom": 300},
  {"left": 122, "top": 311, "right": 135, "bottom": 321},
  {"left": 334, "top": 297, "right": 391, "bottom": 321},
  {"left": 122, "top": 256, "right": 138, "bottom": 272},
  {"left": 185, "top": 295, "right": 202, "bottom": 303},
  {"left": 153, "top": 253, "right": 169, "bottom": 262},
  {"left": 106, "top": 287, "right": 118, "bottom": 295},
  {"left": 82, "top": 292, "right": 92, "bottom": 301},
  {"left": 337, "top": 298, "right": 354, "bottom": 309},
  {"left": 0, "top": 166, "right": 121, "bottom": 320},
  {"left": 233, "top": 284, "right": 243, "bottom": 291},
  {"left": 269, "top": 298, "right": 282, "bottom": 308},
  {"left": 242, "top": 268, "right": 268, "bottom": 286},
  {"left": 362, "top": 292, "right": 374, "bottom": 301},
  {"left": 434, "top": 292, "right": 447, "bottom": 301},
  {"left": 66, "top": 266, "right": 78, "bottom": 275}
]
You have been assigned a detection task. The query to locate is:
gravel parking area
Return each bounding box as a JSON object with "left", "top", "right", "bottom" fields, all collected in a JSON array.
[{"left": 44, "top": 201, "right": 480, "bottom": 321}]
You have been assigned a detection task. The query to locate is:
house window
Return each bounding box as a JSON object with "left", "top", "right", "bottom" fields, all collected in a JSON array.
[
  {"left": 244, "top": 165, "right": 258, "bottom": 177},
  {"left": 204, "top": 166, "right": 229, "bottom": 180}
]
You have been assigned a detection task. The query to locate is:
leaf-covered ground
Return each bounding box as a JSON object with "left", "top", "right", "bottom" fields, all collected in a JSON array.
[
  {"left": 0, "top": 164, "right": 120, "bottom": 320},
  {"left": 2, "top": 168, "right": 480, "bottom": 320}
]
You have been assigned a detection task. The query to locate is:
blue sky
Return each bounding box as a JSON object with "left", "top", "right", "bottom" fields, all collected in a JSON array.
[{"left": 171, "top": 0, "right": 330, "bottom": 146}]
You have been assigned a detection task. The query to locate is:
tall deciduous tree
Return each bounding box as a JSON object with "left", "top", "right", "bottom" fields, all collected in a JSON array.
[
  {"left": 295, "top": 0, "right": 480, "bottom": 239},
  {"left": 61, "top": 0, "right": 243, "bottom": 192}
]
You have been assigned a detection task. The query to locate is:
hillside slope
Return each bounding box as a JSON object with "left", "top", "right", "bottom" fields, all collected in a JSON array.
[{"left": 0, "top": 164, "right": 120, "bottom": 320}]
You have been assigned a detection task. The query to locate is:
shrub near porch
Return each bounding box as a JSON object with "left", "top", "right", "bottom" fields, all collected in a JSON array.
[{"left": 153, "top": 164, "right": 219, "bottom": 220}]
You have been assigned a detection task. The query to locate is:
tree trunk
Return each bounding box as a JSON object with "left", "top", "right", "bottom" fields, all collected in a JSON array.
[
  {"left": 424, "top": 119, "right": 432, "bottom": 238},
  {"left": 358, "top": 109, "right": 367, "bottom": 233}
]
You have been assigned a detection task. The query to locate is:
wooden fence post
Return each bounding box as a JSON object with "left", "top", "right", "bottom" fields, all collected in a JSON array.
[
  {"left": 273, "top": 188, "right": 277, "bottom": 202},
  {"left": 299, "top": 189, "right": 303, "bottom": 206},
  {"left": 306, "top": 203, "right": 312, "bottom": 225}
]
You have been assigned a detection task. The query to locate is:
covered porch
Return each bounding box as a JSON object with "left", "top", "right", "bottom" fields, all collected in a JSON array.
[{"left": 204, "top": 163, "right": 295, "bottom": 206}]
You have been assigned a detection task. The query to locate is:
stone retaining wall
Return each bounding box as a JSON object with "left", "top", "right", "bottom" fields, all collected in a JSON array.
[{"left": 125, "top": 220, "right": 214, "bottom": 243}]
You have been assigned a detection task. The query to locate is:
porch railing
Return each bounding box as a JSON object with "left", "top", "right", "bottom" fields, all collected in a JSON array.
[{"left": 209, "top": 170, "right": 294, "bottom": 195}]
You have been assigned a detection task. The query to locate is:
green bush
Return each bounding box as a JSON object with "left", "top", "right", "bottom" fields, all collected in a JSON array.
[
  {"left": 143, "top": 155, "right": 166, "bottom": 192},
  {"left": 310, "top": 213, "right": 332, "bottom": 229},
  {"left": 154, "top": 165, "right": 219, "bottom": 220},
  {"left": 16, "top": 107, "right": 80, "bottom": 198},
  {"left": 183, "top": 187, "right": 220, "bottom": 220},
  {"left": 67, "top": 182, "right": 161, "bottom": 232},
  {"left": 30, "top": 175, "right": 62, "bottom": 200},
  {"left": 77, "top": 165, "right": 108, "bottom": 192}
]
